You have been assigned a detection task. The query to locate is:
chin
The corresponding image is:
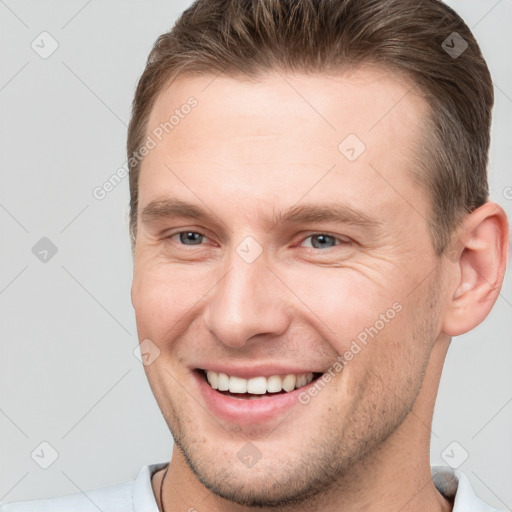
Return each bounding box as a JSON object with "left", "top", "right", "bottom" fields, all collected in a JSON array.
[
  {"left": 191, "top": 466, "right": 330, "bottom": 508},
  {"left": 173, "top": 434, "right": 342, "bottom": 508}
]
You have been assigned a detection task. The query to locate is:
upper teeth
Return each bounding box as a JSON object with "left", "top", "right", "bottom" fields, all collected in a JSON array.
[{"left": 205, "top": 370, "right": 314, "bottom": 394}]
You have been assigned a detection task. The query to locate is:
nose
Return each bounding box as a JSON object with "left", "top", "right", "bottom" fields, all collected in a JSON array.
[{"left": 203, "top": 248, "right": 291, "bottom": 348}]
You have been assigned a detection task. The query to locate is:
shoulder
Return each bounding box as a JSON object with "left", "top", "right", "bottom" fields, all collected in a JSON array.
[
  {"left": 0, "top": 481, "right": 132, "bottom": 512},
  {"left": 0, "top": 462, "right": 168, "bottom": 512}
]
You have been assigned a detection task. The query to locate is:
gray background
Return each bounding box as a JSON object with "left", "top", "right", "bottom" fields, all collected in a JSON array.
[{"left": 0, "top": 0, "right": 511, "bottom": 508}]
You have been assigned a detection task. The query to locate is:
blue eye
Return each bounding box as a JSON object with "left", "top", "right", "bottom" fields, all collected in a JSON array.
[
  {"left": 177, "top": 231, "right": 205, "bottom": 245},
  {"left": 301, "top": 234, "right": 340, "bottom": 249}
]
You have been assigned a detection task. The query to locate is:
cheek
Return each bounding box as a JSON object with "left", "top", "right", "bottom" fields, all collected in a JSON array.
[
  {"left": 285, "top": 264, "right": 431, "bottom": 394},
  {"left": 346, "top": 295, "right": 436, "bottom": 402},
  {"left": 279, "top": 264, "right": 406, "bottom": 348},
  {"left": 132, "top": 262, "right": 213, "bottom": 339}
]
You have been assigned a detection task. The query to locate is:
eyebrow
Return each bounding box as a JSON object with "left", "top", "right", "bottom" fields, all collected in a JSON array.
[{"left": 140, "top": 197, "right": 382, "bottom": 232}]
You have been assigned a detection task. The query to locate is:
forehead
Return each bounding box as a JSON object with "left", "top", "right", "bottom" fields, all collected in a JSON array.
[
  {"left": 138, "top": 67, "right": 430, "bottom": 228},
  {"left": 146, "top": 66, "right": 426, "bottom": 136}
]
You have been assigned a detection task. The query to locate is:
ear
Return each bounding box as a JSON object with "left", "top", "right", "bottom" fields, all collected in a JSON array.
[{"left": 442, "top": 202, "right": 509, "bottom": 336}]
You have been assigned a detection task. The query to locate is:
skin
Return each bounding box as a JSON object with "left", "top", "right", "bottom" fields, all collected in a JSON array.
[{"left": 131, "top": 67, "right": 509, "bottom": 512}]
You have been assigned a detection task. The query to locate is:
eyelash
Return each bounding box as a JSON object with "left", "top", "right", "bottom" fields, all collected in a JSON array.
[{"left": 165, "top": 231, "right": 350, "bottom": 250}]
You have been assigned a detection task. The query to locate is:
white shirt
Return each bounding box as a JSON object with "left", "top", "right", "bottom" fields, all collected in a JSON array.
[{"left": 0, "top": 464, "right": 503, "bottom": 511}]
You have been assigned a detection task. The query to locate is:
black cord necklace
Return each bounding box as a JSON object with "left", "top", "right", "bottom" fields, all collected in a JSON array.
[{"left": 159, "top": 463, "right": 170, "bottom": 512}]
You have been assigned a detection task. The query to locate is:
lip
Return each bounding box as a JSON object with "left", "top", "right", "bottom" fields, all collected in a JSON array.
[{"left": 193, "top": 369, "right": 321, "bottom": 426}]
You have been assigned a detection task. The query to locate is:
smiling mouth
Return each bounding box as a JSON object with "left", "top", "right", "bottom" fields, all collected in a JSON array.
[{"left": 198, "top": 369, "right": 323, "bottom": 399}]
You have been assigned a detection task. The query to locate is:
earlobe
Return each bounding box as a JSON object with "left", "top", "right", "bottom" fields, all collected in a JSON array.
[{"left": 442, "top": 202, "right": 509, "bottom": 337}]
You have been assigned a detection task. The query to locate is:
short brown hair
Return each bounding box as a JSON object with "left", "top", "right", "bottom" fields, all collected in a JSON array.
[{"left": 127, "top": 0, "right": 493, "bottom": 254}]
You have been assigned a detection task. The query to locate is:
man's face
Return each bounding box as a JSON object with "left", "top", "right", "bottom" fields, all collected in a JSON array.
[{"left": 131, "top": 68, "right": 448, "bottom": 506}]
